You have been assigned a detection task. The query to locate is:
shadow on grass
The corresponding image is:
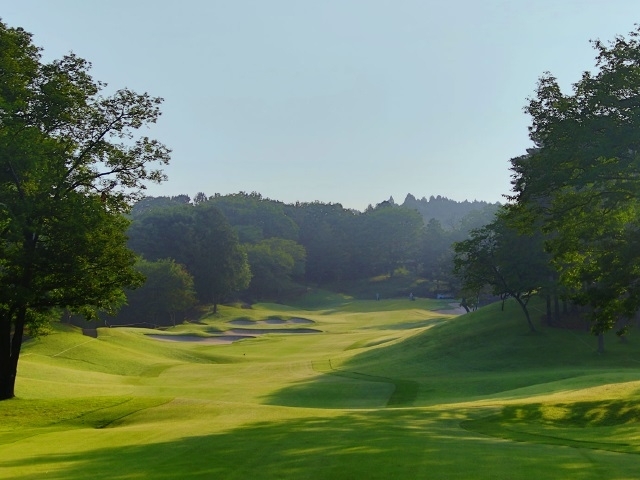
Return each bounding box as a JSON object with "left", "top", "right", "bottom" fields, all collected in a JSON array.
[
  {"left": 363, "top": 318, "right": 445, "bottom": 331},
  {"left": 262, "top": 361, "right": 419, "bottom": 409},
  {"left": 0, "top": 409, "right": 613, "bottom": 480},
  {"left": 462, "top": 399, "right": 640, "bottom": 454}
]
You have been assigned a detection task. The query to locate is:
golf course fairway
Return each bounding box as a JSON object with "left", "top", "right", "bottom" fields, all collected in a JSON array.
[{"left": 2, "top": 295, "right": 640, "bottom": 479}]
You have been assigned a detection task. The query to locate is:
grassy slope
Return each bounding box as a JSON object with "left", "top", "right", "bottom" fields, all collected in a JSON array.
[{"left": 2, "top": 294, "right": 640, "bottom": 479}]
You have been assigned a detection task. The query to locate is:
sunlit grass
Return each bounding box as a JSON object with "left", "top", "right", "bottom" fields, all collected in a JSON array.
[{"left": 2, "top": 295, "right": 640, "bottom": 478}]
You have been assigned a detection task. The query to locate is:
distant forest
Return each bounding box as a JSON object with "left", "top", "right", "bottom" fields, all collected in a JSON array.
[
  {"left": 132, "top": 192, "right": 500, "bottom": 228},
  {"left": 399, "top": 194, "right": 500, "bottom": 229},
  {"left": 105, "top": 192, "right": 499, "bottom": 327}
]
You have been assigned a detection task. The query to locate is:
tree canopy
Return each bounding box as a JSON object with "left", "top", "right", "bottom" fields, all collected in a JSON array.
[
  {"left": 115, "top": 258, "right": 197, "bottom": 327},
  {"left": 453, "top": 212, "right": 550, "bottom": 331},
  {"left": 508, "top": 26, "right": 640, "bottom": 346},
  {"left": 0, "top": 21, "right": 170, "bottom": 399},
  {"left": 127, "top": 202, "right": 251, "bottom": 312}
]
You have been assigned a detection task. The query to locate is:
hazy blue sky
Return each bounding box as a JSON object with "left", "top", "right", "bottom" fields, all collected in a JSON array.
[{"left": 3, "top": 1, "right": 639, "bottom": 210}]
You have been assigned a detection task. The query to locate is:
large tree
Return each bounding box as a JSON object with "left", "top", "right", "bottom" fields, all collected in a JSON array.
[
  {"left": 189, "top": 203, "right": 251, "bottom": 311},
  {"left": 356, "top": 203, "right": 424, "bottom": 277},
  {"left": 127, "top": 202, "right": 251, "bottom": 313},
  {"left": 509, "top": 26, "right": 640, "bottom": 346},
  {"left": 114, "top": 258, "right": 196, "bottom": 327},
  {"left": 0, "top": 22, "right": 170, "bottom": 399},
  {"left": 285, "top": 201, "right": 358, "bottom": 284},
  {"left": 245, "top": 238, "right": 306, "bottom": 301}
]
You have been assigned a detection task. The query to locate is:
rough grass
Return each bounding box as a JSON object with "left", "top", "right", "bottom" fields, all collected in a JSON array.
[{"left": 2, "top": 295, "right": 640, "bottom": 479}]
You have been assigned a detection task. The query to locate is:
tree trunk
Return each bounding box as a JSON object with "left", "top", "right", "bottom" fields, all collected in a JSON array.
[
  {"left": 546, "top": 295, "right": 552, "bottom": 326},
  {"left": 513, "top": 295, "right": 536, "bottom": 333},
  {"left": 460, "top": 298, "right": 470, "bottom": 313},
  {"left": 0, "top": 308, "right": 26, "bottom": 400},
  {"left": 0, "top": 319, "right": 14, "bottom": 400}
]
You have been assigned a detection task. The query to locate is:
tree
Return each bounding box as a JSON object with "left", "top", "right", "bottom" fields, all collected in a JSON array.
[
  {"left": 245, "top": 238, "right": 306, "bottom": 301},
  {"left": 209, "top": 192, "right": 299, "bottom": 243},
  {"left": 127, "top": 202, "right": 251, "bottom": 313},
  {"left": 189, "top": 203, "right": 251, "bottom": 312},
  {"left": 127, "top": 206, "right": 195, "bottom": 263},
  {"left": 115, "top": 258, "right": 196, "bottom": 327},
  {"left": 0, "top": 22, "right": 170, "bottom": 399},
  {"left": 285, "top": 201, "right": 357, "bottom": 284},
  {"left": 420, "top": 219, "right": 452, "bottom": 289},
  {"left": 509, "top": 26, "right": 640, "bottom": 347},
  {"left": 130, "top": 195, "right": 192, "bottom": 218},
  {"left": 453, "top": 214, "right": 550, "bottom": 332},
  {"left": 356, "top": 203, "right": 424, "bottom": 277},
  {"left": 193, "top": 191, "right": 208, "bottom": 205}
]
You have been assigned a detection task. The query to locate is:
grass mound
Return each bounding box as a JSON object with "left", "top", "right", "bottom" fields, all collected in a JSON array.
[{"left": 5, "top": 295, "right": 640, "bottom": 478}]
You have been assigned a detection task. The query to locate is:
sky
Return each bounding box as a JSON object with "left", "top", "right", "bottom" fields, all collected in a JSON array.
[{"left": 3, "top": 1, "right": 640, "bottom": 211}]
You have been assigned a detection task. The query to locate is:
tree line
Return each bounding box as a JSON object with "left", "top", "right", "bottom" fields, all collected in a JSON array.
[
  {"left": 453, "top": 26, "right": 640, "bottom": 352},
  {"left": 119, "top": 192, "right": 498, "bottom": 326}
]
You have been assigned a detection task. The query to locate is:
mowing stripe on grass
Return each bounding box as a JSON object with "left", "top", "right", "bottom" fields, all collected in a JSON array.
[{"left": 51, "top": 338, "right": 97, "bottom": 357}]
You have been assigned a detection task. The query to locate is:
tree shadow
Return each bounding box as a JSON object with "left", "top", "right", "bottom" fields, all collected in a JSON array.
[
  {"left": 462, "top": 399, "right": 640, "bottom": 453},
  {"left": 262, "top": 363, "right": 419, "bottom": 409},
  {"left": 0, "top": 408, "right": 616, "bottom": 479},
  {"left": 362, "top": 318, "right": 445, "bottom": 330}
]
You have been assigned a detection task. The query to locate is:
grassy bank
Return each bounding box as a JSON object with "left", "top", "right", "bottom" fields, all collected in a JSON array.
[{"left": 2, "top": 294, "right": 640, "bottom": 478}]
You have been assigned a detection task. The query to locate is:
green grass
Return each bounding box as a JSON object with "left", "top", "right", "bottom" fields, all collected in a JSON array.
[{"left": 2, "top": 295, "right": 640, "bottom": 478}]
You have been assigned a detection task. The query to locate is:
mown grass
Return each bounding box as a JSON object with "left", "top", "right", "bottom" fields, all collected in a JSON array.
[{"left": 2, "top": 294, "right": 640, "bottom": 478}]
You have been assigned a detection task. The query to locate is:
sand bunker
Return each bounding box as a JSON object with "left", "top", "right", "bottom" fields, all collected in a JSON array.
[
  {"left": 147, "top": 326, "right": 320, "bottom": 345},
  {"left": 290, "top": 317, "right": 314, "bottom": 324},
  {"left": 228, "top": 319, "right": 254, "bottom": 325},
  {"left": 227, "top": 327, "right": 321, "bottom": 335},
  {"left": 264, "top": 318, "right": 286, "bottom": 324},
  {"left": 228, "top": 317, "right": 314, "bottom": 326},
  {"left": 146, "top": 334, "right": 256, "bottom": 344}
]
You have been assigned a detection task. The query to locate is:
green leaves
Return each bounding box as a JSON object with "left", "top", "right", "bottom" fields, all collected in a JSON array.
[
  {"left": 510, "top": 25, "right": 640, "bottom": 337},
  {"left": 118, "top": 258, "right": 196, "bottom": 327},
  {"left": 127, "top": 202, "right": 251, "bottom": 308},
  {"left": 0, "top": 20, "right": 170, "bottom": 397},
  {"left": 453, "top": 211, "right": 550, "bottom": 331}
]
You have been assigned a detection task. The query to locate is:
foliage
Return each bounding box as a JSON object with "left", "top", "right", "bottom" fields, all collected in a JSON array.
[
  {"left": 286, "top": 201, "right": 358, "bottom": 283},
  {"left": 129, "top": 194, "right": 498, "bottom": 298},
  {"left": 509, "top": 26, "right": 640, "bottom": 340},
  {"left": 127, "top": 202, "right": 251, "bottom": 312},
  {"left": 402, "top": 193, "right": 500, "bottom": 229},
  {"left": 0, "top": 21, "right": 169, "bottom": 398},
  {"left": 453, "top": 212, "right": 550, "bottom": 331},
  {"left": 190, "top": 203, "right": 251, "bottom": 309},
  {"left": 115, "top": 258, "right": 197, "bottom": 327},
  {"left": 209, "top": 191, "right": 299, "bottom": 242},
  {"left": 244, "top": 238, "right": 306, "bottom": 301},
  {"left": 130, "top": 195, "right": 191, "bottom": 218},
  {"left": 357, "top": 203, "right": 424, "bottom": 277}
]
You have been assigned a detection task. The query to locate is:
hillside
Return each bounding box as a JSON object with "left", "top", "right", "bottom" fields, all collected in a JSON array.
[{"left": 2, "top": 295, "right": 640, "bottom": 478}]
